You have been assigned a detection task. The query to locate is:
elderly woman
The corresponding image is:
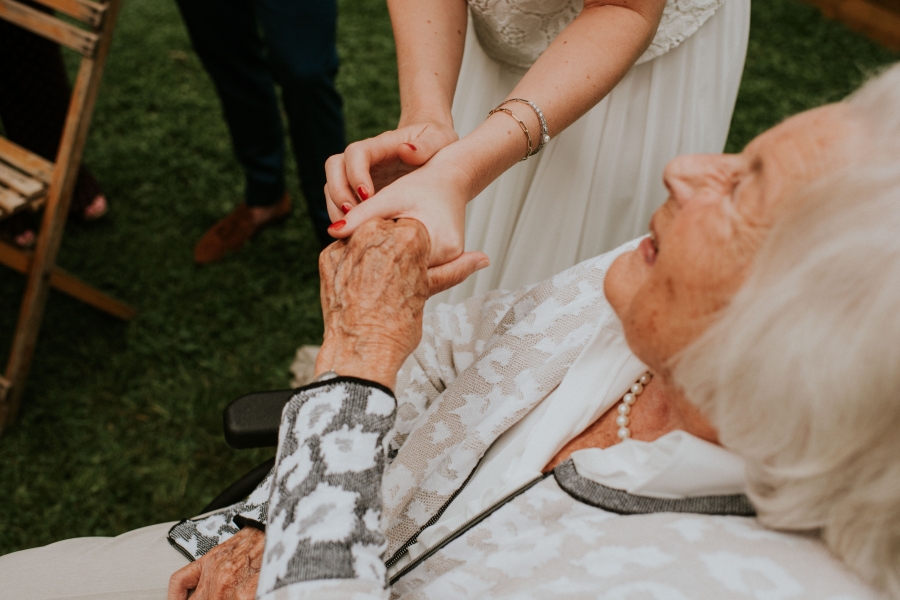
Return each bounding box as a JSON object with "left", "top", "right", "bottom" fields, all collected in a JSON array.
[{"left": 3, "top": 66, "right": 899, "bottom": 599}]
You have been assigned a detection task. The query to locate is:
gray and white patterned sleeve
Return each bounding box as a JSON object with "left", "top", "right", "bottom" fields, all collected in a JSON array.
[
  {"left": 167, "top": 469, "right": 273, "bottom": 562},
  {"left": 255, "top": 377, "right": 397, "bottom": 600}
]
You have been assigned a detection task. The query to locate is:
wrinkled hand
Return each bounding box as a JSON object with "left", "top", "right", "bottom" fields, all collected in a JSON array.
[
  {"left": 167, "top": 527, "right": 264, "bottom": 600},
  {"left": 316, "top": 219, "right": 487, "bottom": 390},
  {"left": 324, "top": 121, "right": 458, "bottom": 221}
]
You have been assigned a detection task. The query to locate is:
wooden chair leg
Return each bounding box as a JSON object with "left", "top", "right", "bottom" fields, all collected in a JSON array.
[
  {"left": 2, "top": 258, "right": 55, "bottom": 430},
  {"left": 0, "top": 241, "right": 136, "bottom": 432},
  {"left": 0, "top": 0, "right": 122, "bottom": 433},
  {"left": 0, "top": 240, "right": 137, "bottom": 320}
]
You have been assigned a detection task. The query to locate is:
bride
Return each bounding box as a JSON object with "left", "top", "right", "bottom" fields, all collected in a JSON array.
[{"left": 320, "top": 0, "right": 750, "bottom": 307}]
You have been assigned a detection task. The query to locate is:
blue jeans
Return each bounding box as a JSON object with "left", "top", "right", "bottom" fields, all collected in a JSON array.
[{"left": 175, "top": 0, "right": 345, "bottom": 247}]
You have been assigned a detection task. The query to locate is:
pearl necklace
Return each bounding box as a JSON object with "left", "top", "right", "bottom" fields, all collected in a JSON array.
[{"left": 616, "top": 372, "right": 652, "bottom": 440}]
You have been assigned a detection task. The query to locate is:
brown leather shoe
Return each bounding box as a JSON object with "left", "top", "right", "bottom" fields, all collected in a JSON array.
[{"left": 193, "top": 192, "right": 292, "bottom": 265}]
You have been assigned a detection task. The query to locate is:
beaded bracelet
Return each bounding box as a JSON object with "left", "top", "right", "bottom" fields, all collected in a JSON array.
[{"left": 487, "top": 106, "right": 533, "bottom": 162}]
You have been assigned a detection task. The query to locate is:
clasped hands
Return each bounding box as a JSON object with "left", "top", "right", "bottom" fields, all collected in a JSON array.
[
  {"left": 323, "top": 119, "right": 471, "bottom": 267},
  {"left": 168, "top": 218, "right": 485, "bottom": 600},
  {"left": 315, "top": 218, "right": 488, "bottom": 390}
]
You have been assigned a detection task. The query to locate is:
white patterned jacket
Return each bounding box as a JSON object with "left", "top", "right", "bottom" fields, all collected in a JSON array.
[{"left": 169, "top": 241, "right": 877, "bottom": 599}]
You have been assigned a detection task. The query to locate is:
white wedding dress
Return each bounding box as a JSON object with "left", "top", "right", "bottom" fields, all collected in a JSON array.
[{"left": 428, "top": 0, "right": 750, "bottom": 308}]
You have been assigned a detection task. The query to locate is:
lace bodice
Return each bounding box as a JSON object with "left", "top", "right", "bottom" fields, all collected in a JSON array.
[{"left": 468, "top": 0, "right": 723, "bottom": 72}]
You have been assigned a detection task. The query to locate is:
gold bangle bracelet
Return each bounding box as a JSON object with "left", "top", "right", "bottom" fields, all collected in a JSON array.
[
  {"left": 488, "top": 106, "right": 533, "bottom": 161},
  {"left": 501, "top": 98, "right": 550, "bottom": 156}
]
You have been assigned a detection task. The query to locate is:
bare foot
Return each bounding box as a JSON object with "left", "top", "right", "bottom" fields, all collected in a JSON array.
[
  {"left": 82, "top": 195, "right": 108, "bottom": 221},
  {"left": 15, "top": 229, "right": 35, "bottom": 248}
]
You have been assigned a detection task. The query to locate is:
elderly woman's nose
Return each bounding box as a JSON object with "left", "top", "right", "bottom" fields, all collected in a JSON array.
[{"left": 663, "top": 154, "right": 737, "bottom": 204}]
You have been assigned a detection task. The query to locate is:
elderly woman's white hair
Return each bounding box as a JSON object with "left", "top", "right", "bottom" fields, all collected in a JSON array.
[{"left": 675, "top": 63, "right": 900, "bottom": 595}]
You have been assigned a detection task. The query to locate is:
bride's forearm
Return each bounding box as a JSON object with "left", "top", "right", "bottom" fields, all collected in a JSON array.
[
  {"left": 511, "top": 0, "right": 666, "bottom": 135},
  {"left": 388, "top": 0, "right": 468, "bottom": 128},
  {"left": 435, "top": 0, "right": 666, "bottom": 199}
]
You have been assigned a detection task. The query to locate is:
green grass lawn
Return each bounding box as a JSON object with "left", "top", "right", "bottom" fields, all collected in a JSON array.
[{"left": 0, "top": 0, "right": 897, "bottom": 556}]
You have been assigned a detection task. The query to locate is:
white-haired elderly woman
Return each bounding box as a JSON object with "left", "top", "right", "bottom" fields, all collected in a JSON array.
[{"left": 3, "top": 66, "right": 899, "bottom": 600}]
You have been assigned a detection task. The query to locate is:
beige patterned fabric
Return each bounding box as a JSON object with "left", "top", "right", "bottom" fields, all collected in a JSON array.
[
  {"left": 383, "top": 242, "right": 634, "bottom": 561},
  {"left": 391, "top": 477, "right": 877, "bottom": 599}
]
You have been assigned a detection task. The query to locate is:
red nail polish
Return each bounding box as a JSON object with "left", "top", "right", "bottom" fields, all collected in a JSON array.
[
  {"left": 405, "top": 143, "right": 417, "bottom": 152},
  {"left": 329, "top": 220, "right": 346, "bottom": 231},
  {"left": 357, "top": 186, "right": 369, "bottom": 201},
  {"left": 340, "top": 203, "right": 352, "bottom": 214}
]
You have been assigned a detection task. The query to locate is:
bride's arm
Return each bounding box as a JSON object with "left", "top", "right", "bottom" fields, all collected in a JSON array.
[
  {"left": 390, "top": 0, "right": 467, "bottom": 130},
  {"left": 323, "top": 0, "right": 467, "bottom": 217},
  {"left": 453, "top": 0, "right": 667, "bottom": 192},
  {"left": 330, "top": 0, "right": 668, "bottom": 266}
]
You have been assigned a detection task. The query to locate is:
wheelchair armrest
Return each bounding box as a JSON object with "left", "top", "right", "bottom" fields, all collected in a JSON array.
[{"left": 223, "top": 389, "right": 296, "bottom": 449}]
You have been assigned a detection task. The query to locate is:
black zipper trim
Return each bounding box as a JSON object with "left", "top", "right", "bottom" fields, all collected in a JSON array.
[
  {"left": 388, "top": 472, "right": 550, "bottom": 585},
  {"left": 383, "top": 453, "right": 488, "bottom": 569}
]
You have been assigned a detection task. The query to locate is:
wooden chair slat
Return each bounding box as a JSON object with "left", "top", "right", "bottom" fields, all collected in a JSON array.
[
  {"left": 0, "top": 162, "right": 46, "bottom": 199},
  {"left": 0, "top": 138, "right": 55, "bottom": 185},
  {"left": 29, "top": 0, "right": 106, "bottom": 28},
  {"left": 0, "top": 0, "right": 98, "bottom": 56},
  {"left": 0, "top": 186, "right": 28, "bottom": 216},
  {"left": 28, "top": 195, "right": 47, "bottom": 212}
]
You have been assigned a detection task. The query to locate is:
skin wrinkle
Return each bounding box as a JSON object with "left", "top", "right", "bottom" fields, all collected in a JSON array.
[
  {"left": 549, "top": 104, "right": 861, "bottom": 472},
  {"left": 319, "top": 220, "right": 431, "bottom": 389},
  {"left": 168, "top": 527, "right": 265, "bottom": 600}
]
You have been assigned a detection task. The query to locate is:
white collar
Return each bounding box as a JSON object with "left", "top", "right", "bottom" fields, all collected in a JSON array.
[{"left": 570, "top": 430, "right": 747, "bottom": 499}]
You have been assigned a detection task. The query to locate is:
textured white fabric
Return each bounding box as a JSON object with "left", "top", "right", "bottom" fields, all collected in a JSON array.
[
  {"left": 428, "top": 0, "right": 750, "bottom": 309},
  {"left": 571, "top": 430, "right": 746, "bottom": 499},
  {"left": 387, "top": 239, "right": 637, "bottom": 559},
  {"left": 0, "top": 521, "right": 184, "bottom": 600},
  {"left": 392, "top": 313, "right": 645, "bottom": 574},
  {"left": 392, "top": 325, "right": 743, "bottom": 575},
  {"left": 391, "top": 477, "right": 879, "bottom": 600}
]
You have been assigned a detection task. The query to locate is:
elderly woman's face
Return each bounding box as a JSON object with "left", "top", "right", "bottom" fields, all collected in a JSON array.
[{"left": 606, "top": 105, "right": 856, "bottom": 375}]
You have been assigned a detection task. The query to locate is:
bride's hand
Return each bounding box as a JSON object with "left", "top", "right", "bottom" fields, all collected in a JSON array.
[
  {"left": 324, "top": 121, "right": 458, "bottom": 221},
  {"left": 326, "top": 154, "right": 472, "bottom": 268}
]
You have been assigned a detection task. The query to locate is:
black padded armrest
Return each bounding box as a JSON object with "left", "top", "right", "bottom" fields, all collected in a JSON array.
[{"left": 223, "top": 389, "right": 296, "bottom": 449}]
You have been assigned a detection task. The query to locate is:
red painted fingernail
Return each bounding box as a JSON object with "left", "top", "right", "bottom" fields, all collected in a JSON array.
[
  {"left": 329, "top": 220, "right": 346, "bottom": 231},
  {"left": 340, "top": 203, "right": 352, "bottom": 214},
  {"left": 405, "top": 143, "right": 417, "bottom": 152},
  {"left": 357, "top": 186, "right": 369, "bottom": 201}
]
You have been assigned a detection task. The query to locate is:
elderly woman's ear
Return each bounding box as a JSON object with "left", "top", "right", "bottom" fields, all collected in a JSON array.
[{"left": 315, "top": 218, "right": 488, "bottom": 390}]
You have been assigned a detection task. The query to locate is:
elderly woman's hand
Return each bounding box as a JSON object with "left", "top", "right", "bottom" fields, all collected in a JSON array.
[
  {"left": 315, "top": 218, "right": 488, "bottom": 390},
  {"left": 167, "top": 527, "right": 263, "bottom": 600}
]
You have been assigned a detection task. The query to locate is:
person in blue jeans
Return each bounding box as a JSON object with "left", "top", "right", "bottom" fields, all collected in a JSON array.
[{"left": 177, "top": 0, "right": 345, "bottom": 263}]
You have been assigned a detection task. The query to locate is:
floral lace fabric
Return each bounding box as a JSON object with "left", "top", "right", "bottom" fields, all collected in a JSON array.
[{"left": 468, "top": 0, "right": 723, "bottom": 72}]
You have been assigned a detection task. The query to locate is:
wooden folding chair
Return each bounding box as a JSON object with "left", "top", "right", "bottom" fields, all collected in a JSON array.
[{"left": 0, "top": 0, "right": 135, "bottom": 433}]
